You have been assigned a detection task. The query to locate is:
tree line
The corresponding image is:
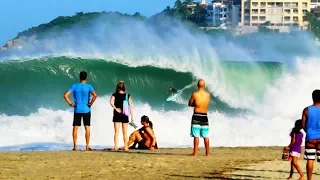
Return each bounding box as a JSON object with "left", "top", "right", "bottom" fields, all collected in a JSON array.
[{"left": 12, "top": 0, "right": 320, "bottom": 40}]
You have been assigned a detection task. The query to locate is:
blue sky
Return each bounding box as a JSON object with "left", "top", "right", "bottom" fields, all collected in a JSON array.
[{"left": 0, "top": 0, "right": 175, "bottom": 45}]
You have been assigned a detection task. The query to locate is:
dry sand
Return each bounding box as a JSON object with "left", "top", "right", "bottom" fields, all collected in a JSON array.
[
  {"left": 0, "top": 146, "right": 311, "bottom": 179},
  {"left": 225, "top": 160, "right": 320, "bottom": 179}
]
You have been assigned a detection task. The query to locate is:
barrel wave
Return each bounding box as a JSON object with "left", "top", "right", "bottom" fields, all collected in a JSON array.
[{"left": 0, "top": 14, "right": 320, "bottom": 150}]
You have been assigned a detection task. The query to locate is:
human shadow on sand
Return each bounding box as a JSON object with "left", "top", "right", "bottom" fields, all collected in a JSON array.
[
  {"left": 99, "top": 148, "right": 188, "bottom": 156},
  {"left": 169, "top": 174, "right": 268, "bottom": 179},
  {"left": 230, "top": 167, "right": 320, "bottom": 176}
]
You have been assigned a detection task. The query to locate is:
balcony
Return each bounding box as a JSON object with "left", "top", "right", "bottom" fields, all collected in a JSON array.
[
  {"left": 302, "top": 3, "right": 308, "bottom": 8},
  {"left": 284, "top": 4, "right": 298, "bottom": 8},
  {"left": 252, "top": 3, "right": 258, "bottom": 8},
  {"left": 259, "top": 16, "right": 266, "bottom": 21},
  {"left": 252, "top": 16, "right": 258, "bottom": 21},
  {"left": 284, "top": 10, "right": 290, "bottom": 15}
]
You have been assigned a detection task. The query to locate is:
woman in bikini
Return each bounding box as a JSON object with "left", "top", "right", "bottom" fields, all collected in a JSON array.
[{"left": 127, "top": 115, "right": 158, "bottom": 151}]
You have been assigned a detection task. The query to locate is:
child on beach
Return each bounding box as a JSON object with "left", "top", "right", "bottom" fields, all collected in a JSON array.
[{"left": 285, "top": 119, "right": 304, "bottom": 180}]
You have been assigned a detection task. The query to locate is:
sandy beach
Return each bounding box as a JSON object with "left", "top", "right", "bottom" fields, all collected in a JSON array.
[{"left": 0, "top": 146, "right": 310, "bottom": 179}]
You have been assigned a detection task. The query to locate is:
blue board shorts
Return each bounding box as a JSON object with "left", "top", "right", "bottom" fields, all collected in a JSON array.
[{"left": 190, "top": 113, "right": 209, "bottom": 138}]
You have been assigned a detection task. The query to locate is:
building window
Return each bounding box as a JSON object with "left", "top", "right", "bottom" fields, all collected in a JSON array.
[
  {"left": 252, "top": 16, "right": 258, "bottom": 21},
  {"left": 260, "top": 2, "right": 266, "bottom": 7},
  {"left": 293, "top": 16, "right": 298, "bottom": 21},
  {"left": 302, "top": 2, "right": 307, "bottom": 8},
  {"left": 292, "top": 3, "right": 298, "bottom": 8},
  {"left": 293, "top": 9, "right": 298, "bottom": 14},
  {"left": 259, "top": 16, "right": 266, "bottom": 21},
  {"left": 252, "top": 2, "right": 258, "bottom": 7},
  {"left": 284, "top": 9, "right": 290, "bottom": 14},
  {"left": 260, "top": 9, "right": 266, "bottom": 14},
  {"left": 252, "top": 9, "right": 258, "bottom": 14},
  {"left": 303, "top": 10, "right": 308, "bottom": 15},
  {"left": 284, "top": 2, "right": 290, "bottom": 8},
  {"left": 244, "top": 2, "right": 250, "bottom": 8},
  {"left": 275, "top": 2, "right": 283, "bottom": 7},
  {"left": 284, "top": 16, "right": 290, "bottom": 21}
]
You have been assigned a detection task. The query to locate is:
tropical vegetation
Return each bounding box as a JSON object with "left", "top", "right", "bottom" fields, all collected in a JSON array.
[{"left": 9, "top": 0, "right": 320, "bottom": 40}]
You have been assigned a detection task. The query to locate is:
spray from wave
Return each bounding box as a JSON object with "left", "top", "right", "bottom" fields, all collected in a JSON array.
[{"left": 0, "top": 13, "right": 320, "bottom": 150}]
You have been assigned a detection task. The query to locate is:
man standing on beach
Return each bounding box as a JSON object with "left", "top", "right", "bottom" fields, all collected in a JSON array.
[
  {"left": 188, "top": 79, "right": 210, "bottom": 156},
  {"left": 64, "top": 71, "right": 97, "bottom": 151},
  {"left": 302, "top": 89, "right": 320, "bottom": 180}
]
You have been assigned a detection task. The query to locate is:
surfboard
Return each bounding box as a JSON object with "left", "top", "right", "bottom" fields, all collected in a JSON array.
[{"left": 166, "top": 93, "right": 178, "bottom": 102}]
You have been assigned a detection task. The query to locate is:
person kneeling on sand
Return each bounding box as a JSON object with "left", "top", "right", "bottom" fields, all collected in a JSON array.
[{"left": 127, "top": 115, "right": 158, "bottom": 151}]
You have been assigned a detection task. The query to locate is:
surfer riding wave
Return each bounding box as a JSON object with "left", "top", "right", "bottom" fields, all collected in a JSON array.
[
  {"left": 166, "top": 87, "right": 178, "bottom": 102},
  {"left": 168, "top": 87, "right": 178, "bottom": 96}
]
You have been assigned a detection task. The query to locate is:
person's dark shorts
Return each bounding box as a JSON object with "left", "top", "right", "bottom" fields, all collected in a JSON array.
[
  {"left": 113, "top": 112, "right": 129, "bottom": 123},
  {"left": 73, "top": 112, "right": 91, "bottom": 126},
  {"left": 304, "top": 139, "right": 320, "bottom": 162},
  {"left": 137, "top": 139, "right": 149, "bottom": 150}
]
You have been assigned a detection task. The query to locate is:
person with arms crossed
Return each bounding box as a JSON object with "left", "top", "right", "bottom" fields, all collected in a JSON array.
[
  {"left": 63, "top": 71, "right": 97, "bottom": 151},
  {"left": 188, "top": 79, "right": 210, "bottom": 156}
]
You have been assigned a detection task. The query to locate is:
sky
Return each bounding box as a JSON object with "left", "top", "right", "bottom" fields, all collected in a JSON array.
[{"left": 0, "top": 0, "right": 175, "bottom": 45}]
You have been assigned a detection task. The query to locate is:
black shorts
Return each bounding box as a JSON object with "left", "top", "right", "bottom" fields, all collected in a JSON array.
[
  {"left": 191, "top": 113, "right": 209, "bottom": 126},
  {"left": 137, "top": 139, "right": 149, "bottom": 150},
  {"left": 73, "top": 112, "right": 91, "bottom": 126},
  {"left": 113, "top": 112, "right": 129, "bottom": 123}
]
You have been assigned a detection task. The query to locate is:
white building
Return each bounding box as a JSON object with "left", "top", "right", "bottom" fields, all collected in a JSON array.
[
  {"left": 231, "top": 5, "right": 241, "bottom": 26},
  {"left": 206, "top": 0, "right": 240, "bottom": 27},
  {"left": 311, "top": 0, "right": 320, "bottom": 9},
  {"left": 201, "top": 0, "right": 207, "bottom": 5}
]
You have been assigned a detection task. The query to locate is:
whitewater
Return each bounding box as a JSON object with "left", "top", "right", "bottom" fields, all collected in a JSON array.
[{"left": 1, "top": 14, "right": 320, "bottom": 151}]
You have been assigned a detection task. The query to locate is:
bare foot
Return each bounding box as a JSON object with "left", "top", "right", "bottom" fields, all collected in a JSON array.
[
  {"left": 86, "top": 147, "right": 92, "bottom": 151},
  {"left": 72, "top": 148, "right": 77, "bottom": 151},
  {"left": 287, "top": 177, "right": 292, "bottom": 180},
  {"left": 205, "top": 153, "right": 209, "bottom": 156},
  {"left": 113, "top": 146, "right": 118, "bottom": 151},
  {"left": 299, "top": 175, "right": 304, "bottom": 180},
  {"left": 189, "top": 152, "right": 198, "bottom": 157},
  {"left": 119, "top": 147, "right": 129, "bottom": 151}
]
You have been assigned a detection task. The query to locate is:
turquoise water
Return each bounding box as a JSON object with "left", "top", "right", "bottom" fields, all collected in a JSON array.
[{"left": 0, "top": 56, "right": 284, "bottom": 116}]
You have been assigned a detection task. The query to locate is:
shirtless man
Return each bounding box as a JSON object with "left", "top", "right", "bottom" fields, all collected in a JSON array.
[{"left": 188, "top": 79, "right": 210, "bottom": 156}]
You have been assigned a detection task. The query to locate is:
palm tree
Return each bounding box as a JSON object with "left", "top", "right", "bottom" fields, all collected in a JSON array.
[
  {"left": 174, "top": 0, "right": 182, "bottom": 9},
  {"left": 304, "top": 12, "right": 314, "bottom": 31}
]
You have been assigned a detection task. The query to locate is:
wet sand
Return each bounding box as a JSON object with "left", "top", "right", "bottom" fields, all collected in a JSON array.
[{"left": 0, "top": 147, "right": 297, "bottom": 179}]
